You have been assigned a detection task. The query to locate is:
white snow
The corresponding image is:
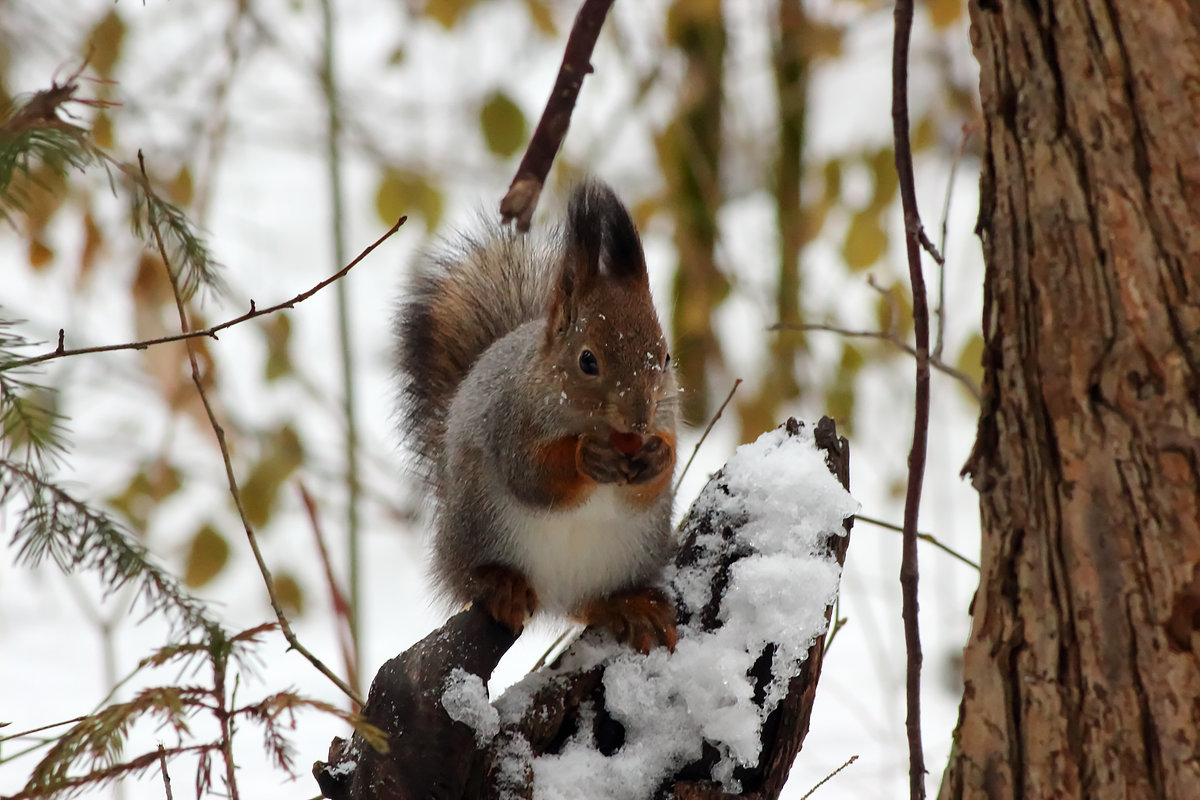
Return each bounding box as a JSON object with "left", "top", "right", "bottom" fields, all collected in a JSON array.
[
  {"left": 441, "top": 667, "right": 500, "bottom": 746},
  {"left": 495, "top": 422, "right": 859, "bottom": 797}
]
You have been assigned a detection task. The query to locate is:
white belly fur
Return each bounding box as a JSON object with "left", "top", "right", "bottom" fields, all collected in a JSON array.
[{"left": 503, "top": 485, "right": 654, "bottom": 613}]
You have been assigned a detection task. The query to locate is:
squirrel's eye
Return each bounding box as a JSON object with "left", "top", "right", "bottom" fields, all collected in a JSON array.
[{"left": 579, "top": 349, "right": 599, "bottom": 375}]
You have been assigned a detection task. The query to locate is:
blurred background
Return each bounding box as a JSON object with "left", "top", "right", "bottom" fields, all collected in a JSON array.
[{"left": 0, "top": 0, "right": 985, "bottom": 797}]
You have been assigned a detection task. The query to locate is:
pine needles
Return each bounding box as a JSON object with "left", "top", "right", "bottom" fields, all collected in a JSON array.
[
  {"left": 3, "top": 624, "right": 383, "bottom": 800},
  {"left": 0, "top": 77, "right": 225, "bottom": 301}
]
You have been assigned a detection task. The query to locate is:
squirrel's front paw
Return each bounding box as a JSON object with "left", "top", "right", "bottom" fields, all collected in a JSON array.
[
  {"left": 621, "top": 435, "right": 673, "bottom": 485},
  {"left": 578, "top": 586, "right": 678, "bottom": 654},
  {"left": 578, "top": 434, "right": 626, "bottom": 484},
  {"left": 471, "top": 564, "right": 539, "bottom": 634}
]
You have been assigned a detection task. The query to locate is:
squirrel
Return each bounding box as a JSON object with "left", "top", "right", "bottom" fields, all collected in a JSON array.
[{"left": 394, "top": 180, "right": 678, "bottom": 653}]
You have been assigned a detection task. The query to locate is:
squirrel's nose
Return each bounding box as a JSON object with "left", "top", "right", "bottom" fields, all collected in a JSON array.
[{"left": 623, "top": 400, "right": 654, "bottom": 434}]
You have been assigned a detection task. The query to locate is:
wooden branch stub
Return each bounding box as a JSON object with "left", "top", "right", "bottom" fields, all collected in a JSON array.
[
  {"left": 313, "top": 607, "right": 516, "bottom": 800},
  {"left": 499, "top": 0, "right": 615, "bottom": 231}
]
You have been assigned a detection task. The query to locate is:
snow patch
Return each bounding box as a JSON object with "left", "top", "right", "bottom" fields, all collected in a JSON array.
[{"left": 442, "top": 667, "right": 500, "bottom": 746}]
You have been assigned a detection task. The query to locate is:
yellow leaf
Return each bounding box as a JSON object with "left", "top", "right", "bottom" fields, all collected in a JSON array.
[
  {"left": 239, "top": 425, "right": 304, "bottom": 528},
  {"left": 956, "top": 333, "right": 986, "bottom": 396},
  {"left": 800, "top": 201, "right": 829, "bottom": 246},
  {"left": 826, "top": 381, "right": 855, "bottom": 433},
  {"left": 912, "top": 115, "right": 937, "bottom": 152},
  {"left": 479, "top": 91, "right": 527, "bottom": 158},
  {"left": 927, "top": 0, "right": 964, "bottom": 30},
  {"left": 93, "top": 112, "right": 115, "bottom": 149},
  {"left": 840, "top": 342, "right": 865, "bottom": 373},
  {"left": 274, "top": 572, "right": 305, "bottom": 616},
  {"left": 800, "top": 21, "right": 843, "bottom": 60},
  {"left": 632, "top": 196, "right": 663, "bottom": 231},
  {"left": 79, "top": 211, "right": 103, "bottom": 279},
  {"left": 425, "top": 0, "right": 478, "bottom": 28},
  {"left": 273, "top": 425, "right": 304, "bottom": 472},
  {"left": 375, "top": 169, "right": 443, "bottom": 230},
  {"left": 29, "top": 239, "right": 54, "bottom": 269},
  {"left": 168, "top": 166, "right": 193, "bottom": 207},
  {"left": 184, "top": 525, "right": 230, "bottom": 588},
  {"left": 13, "top": 165, "right": 67, "bottom": 235},
  {"left": 146, "top": 458, "right": 182, "bottom": 501},
  {"left": 262, "top": 313, "right": 293, "bottom": 382},
  {"left": 842, "top": 210, "right": 888, "bottom": 270},
  {"left": 822, "top": 158, "right": 842, "bottom": 204},
  {"left": 524, "top": 0, "right": 557, "bottom": 36},
  {"left": 868, "top": 147, "right": 899, "bottom": 211},
  {"left": 86, "top": 10, "right": 126, "bottom": 78},
  {"left": 873, "top": 283, "right": 914, "bottom": 338},
  {"left": 110, "top": 471, "right": 152, "bottom": 532},
  {"left": 667, "top": 0, "right": 722, "bottom": 40}
]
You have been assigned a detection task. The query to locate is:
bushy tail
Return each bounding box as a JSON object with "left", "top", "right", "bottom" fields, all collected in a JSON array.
[{"left": 394, "top": 218, "right": 554, "bottom": 476}]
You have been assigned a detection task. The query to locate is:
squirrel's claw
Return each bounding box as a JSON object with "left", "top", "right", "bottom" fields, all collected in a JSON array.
[
  {"left": 472, "top": 564, "right": 539, "bottom": 634},
  {"left": 579, "top": 586, "right": 678, "bottom": 654}
]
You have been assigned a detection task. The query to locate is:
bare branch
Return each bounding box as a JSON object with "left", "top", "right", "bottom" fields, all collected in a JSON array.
[
  {"left": 157, "top": 744, "right": 174, "bottom": 800},
  {"left": 499, "top": 0, "right": 615, "bottom": 231},
  {"left": 674, "top": 377, "right": 742, "bottom": 491},
  {"left": 891, "top": 0, "right": 930, "bottom": 796},
  {"left": 799, "top": 754, "right": 859, "bottom": 800},
  {"left": 855, "top": 514, "right": 980, "bottom": 571},
  {"left": 771, "top": 322, "right": 981, "bottom": 402},
  {"left": 933, "top": 123, "right": 974, "bottom": 360},
  {"left": 1, "top": 216, "right": 406, "bottom": 373},
  {"left": 299, "top": 482, "right": 362, "bottom": 702}
]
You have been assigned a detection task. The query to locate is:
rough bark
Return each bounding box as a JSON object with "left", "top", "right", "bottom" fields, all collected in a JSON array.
[
  {"left": 942, "top": 2, "right": 1200, "bottom": 799},
  {"left": 314, "top": 418, "right": 851, "bottom": 799}
]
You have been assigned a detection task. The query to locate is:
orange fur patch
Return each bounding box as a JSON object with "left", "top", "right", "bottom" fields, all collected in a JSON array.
[{"left": 529, "top": 435, "right": 596, "bottom": 508}]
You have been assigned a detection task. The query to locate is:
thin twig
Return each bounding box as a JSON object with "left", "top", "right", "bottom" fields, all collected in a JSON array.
[
  {"left": 771, "top": 322, "right": 980, "bottom": 402},
  {"left": 499, "top": 0, "right": 615, "bottom": 230},
  {"left": 933, "top": 124, "right": 972, "bottom": 360},
  {"left": 855, "top": 514, "right": 979, "bottom": 570},
  {"left": 298, "top": 482, "right": 361, "bottom": 705},
  {"left": 210, "top": 642, "right": 239, "bottom": 800},
  {"left": 799, "top": 754, "right": 859, "bottom": 800},
  {"left": 891, "top": 1, "right": 930, "bottom": 796},
  {"left": 143, "top": 156, "right": 241, "bottom": 800},
  {"left": 824, "top": 614, "right": 848, "bottom": 651},
  {"left": 1, "top": 216, "right": 406, "bottom": 373},
  {"left": 918, "top": 229, "right": 944, "bottom": 266},
  {"left": 157, "top": 744, "right": 174, "bottom": 800},
  {"left": 0, "top": 715, "right": 88, "bottom": 743},
  {"left": 318, "top": 0, "right": 363, "bottom": 688},
  {"left": 674, "top": 378, "right": 742, "bottom": 492},
  {"left": 530, "top": 627, "right": 575, "bottom": 673},
  {"left": 140, "top": 151, "right": 364, "bottom": 707}
]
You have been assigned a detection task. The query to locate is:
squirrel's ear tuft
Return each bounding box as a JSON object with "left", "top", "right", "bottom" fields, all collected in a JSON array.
[{"left": 566, "top": 180, "right": 647, "bottom": 283}]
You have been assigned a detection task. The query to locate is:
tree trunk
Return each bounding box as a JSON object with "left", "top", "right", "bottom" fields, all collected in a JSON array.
[{"left": 941, "top": 2, "right": 1200, "bottom": 799}]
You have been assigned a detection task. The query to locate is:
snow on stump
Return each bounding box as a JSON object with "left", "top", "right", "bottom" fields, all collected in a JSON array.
[{"left": 315, "top": 417, "right": 856, "bottom": 800}]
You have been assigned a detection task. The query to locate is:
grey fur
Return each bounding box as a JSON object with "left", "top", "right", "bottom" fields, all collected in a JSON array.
[{"left": 394, "top": 181, "right": 678, "bottom": 614}]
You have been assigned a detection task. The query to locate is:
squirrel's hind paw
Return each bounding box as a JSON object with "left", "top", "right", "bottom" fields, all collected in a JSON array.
[
  {"left": 471, "top": 564, "right": 539, "bottom": 634},
  {"left": 579, "top": 587, "right": 678, "bottom": 654}
]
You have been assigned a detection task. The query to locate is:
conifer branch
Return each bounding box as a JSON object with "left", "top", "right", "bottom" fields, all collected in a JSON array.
[{"left": 1, "top": 458, "right": 221, "bottom": 637}]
